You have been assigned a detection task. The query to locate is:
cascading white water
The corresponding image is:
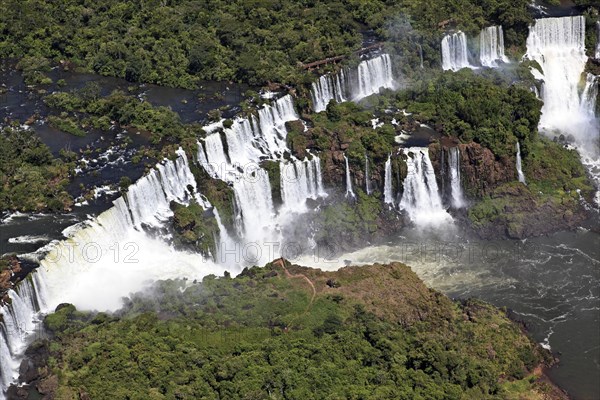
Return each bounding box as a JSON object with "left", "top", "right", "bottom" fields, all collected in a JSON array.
[
  {"left": 197, "top": 95, "right": 326, "bottom": 250},
  {"left": 448, "top": 147, "right": 466, "bottom": 208},
  {"left": 516, "top": 142, "right": 527, "bottom": 185},
  {"left": 310, "top": 54, "right": 394, "bottom": 112},
  {"left": 125, "top": 152, "right": 203, "bottom": 228},
  {"left": 35, "top": 149, "right": 230, "bottom": 313},
  {"left": 383, "top": 155, "right": 394, "bottom": 205},
  {"left": 525, "top": 15, "right": 599, "bottom": 204},
  {"left": 344, "top": 155, "right": 355, "bottom": 199},
  {"left": 480, "top": 26, "right": 509, "bottom": 67},
  {"left": 0, "top": 329, "right": 13, "bottom": 391},
  {"left": 280, "top": 156, "right": 326, "bottom": 211},
  {"left": 0, "top": 277, "right": 51, "bottom": 396},
  {"left": 232, "top": 168, "right": 276, "bottom": 244},
  {"left": 353, "top": 54, "right": 395, "bottom": 101},
  {"left": 581, "top": 74, "right": 599, "bottom": 117},
  {"left": 441, "top": 32, "right": 473, "bottom": 71},
  {"left": 417, "top": 43, "right": 424, "bottom": 69},
  {"left": 365, "top": 155, "right": 372, "bottom": 195},
  {"left": 526, "top": 16, "right": 589, "bottom": 134},
  {"left": 399, "top": 148, "right": 452, "bottom": 226},
  {"left": 0, "top": 150, "right": 234, "bottom": 397},
  {"left": 311, "top": 72, "right": 347, "bottom": 113},
  {"left": 0, "top": 95, "right": 323, "bottom": 395},
  {"left": 256, "top": 96, "right": 298, "bottom": 156},
  {"left": 596, "top": 21, "right": 600, "bottom": 59}
]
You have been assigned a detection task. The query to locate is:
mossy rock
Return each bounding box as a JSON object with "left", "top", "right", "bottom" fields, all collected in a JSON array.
[{"left": 171, "top": 200, "right": 219, "bottom": 256}]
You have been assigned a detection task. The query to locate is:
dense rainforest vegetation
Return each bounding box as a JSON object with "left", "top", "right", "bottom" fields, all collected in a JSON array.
[
  {"left": 43, "top": 82, "right": 201, "bottom": 145},
  {"left": 0, "top": 127, "right": 74, "bottom": 211},
  {"left": 29, "top": 262, "right": 557, "bottom": 399},
  {"left": 0, "top": 0, "right": 535, "bottom": 87}
]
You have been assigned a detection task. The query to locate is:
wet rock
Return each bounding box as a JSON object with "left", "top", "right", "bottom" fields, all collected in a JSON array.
[
  {"left": 37, "top": 375, "right": 58, "bottom": 395},
  {"left": 19, "top": 359, "right": 38, "bottom": 384},
  {"left": 332, "top": 150, "right": 344, "bottom": 163}
]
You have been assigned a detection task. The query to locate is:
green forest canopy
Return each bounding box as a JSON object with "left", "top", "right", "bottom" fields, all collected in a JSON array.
[
  {"left": 40, "top": 262, "right": 551, "bottom": 399},
  {"left": 0, "top": 0, "right": 533, "bottom": 87}
]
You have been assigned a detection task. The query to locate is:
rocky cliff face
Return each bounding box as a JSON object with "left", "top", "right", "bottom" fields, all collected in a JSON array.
[
  {"left": 429, "top": 140, "right": 592, "bottom": 239},
  {"left": 468, "top": 183, "right": 587, "bottom": 239},
  {"left": 0, "top": 255, "right": 22, "bottom": 304},
  {"left": 429, "top": 140, "right": 516, "bottom": 199}
]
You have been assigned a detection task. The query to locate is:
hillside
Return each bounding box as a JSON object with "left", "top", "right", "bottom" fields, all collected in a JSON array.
[{"left": 11, "top": 260, "right": 567, "bottom": 399}]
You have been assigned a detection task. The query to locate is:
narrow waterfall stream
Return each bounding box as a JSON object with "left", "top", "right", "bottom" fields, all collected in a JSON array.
[
  {"left": 516, "top": 142, "right": 527, "bottom": 185},
  {"left": 344, "top": 154, "right": 355, "bottom": 199},
  {"left": 364, "top": 155, "right": 371, "bottom": 195},
  {"left": 448, "top": 147, "right": 465, "bottom": 208},
  {"left": 383, "top": 155, "right": 394, "bottom": 206}
]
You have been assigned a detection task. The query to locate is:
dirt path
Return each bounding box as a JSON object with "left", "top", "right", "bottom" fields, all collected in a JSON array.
[{"left": 273, "top": 258, "right": 316, "bottom": 309}]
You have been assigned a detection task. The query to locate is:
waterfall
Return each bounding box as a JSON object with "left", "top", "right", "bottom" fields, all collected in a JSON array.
[
  {"left": 365, "top": 155, "right": 372, "bottom": 195},
  {"left": 311, "top": 72, "right": 347, "bottom": 113},
  {"left": 441, "top": 32, "right": 472, "bottom": 71},
  {"left": 417, "top": 43, "right": 424, "bottom": 69},
  {"left": 596, "top": 21, "right": 600, "bottom": 59},
  {"left": 198, "top": 95, "right": 296, "bottom": 243},
  {"left": 32, "top": 149, "right": 230, "bottom": 313},
  {"left": 344, "top": 155, "right": 355, "bottom": 199},
  {"left": 256, "top": 95, "right": 298, "bottom": 156},
  {"left": 125, "top": 151, "right": 202, "bottom": 228},
  {"left": 399, "top": 148, "right": 452, "bottom": 226},
  {"left": 310, "top": 54, "right": 394, "bottom": 112},
  {"left": 516, "top": 142, "right": 527, "bottom": 185},
  {"left": 0, "top": 277, "right": 47, "bottom": 396},
  {"left": 232, "top": 168, "right": 276, "bottom": 243},
  {"left": 0, "top": 150, "right": 232, "bottom": 392},
  {"left": 383, "top": 155, "right": 394, "bottom": 205},
  {"left": 581, "top": 74, "right": 599, "bottom": 117},
  {"left": 198, "top": 96, "right": 298, "bottom": 168},
  {"left": 197, "top": 95, "right": 327, "bottom": 245},
  {"left": 448, "top": 147, "right": 466, "bottom": 208},
  {"left": 280, "top": 156, "right": 325, "bottom": 212},
  {"left": 525, "top": 16, "right": 590, "bottom": 137},
  {"left": 353, "top": 54, "right": 395, "bottom": 101},
  {"left": 22, "top": 150, "right": 224, "bottom": 312},
  {"left": 0, "top": 95, "right": 325, "bottom": 395},
  {"left": 525, "top": 15, "right": 599, "bottom": 204},
  {"left": 0, "top": 327, "right": 13, "bottom": 391},
  {"left": 480, "top": 26, "right": 509, "bottom": 67}
]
